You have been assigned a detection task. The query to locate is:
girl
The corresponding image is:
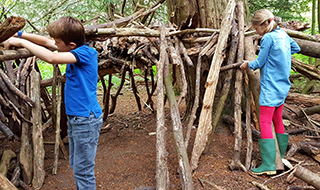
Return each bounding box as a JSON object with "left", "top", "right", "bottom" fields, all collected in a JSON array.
[{"left": 240, "top": 9, "right": 300, "bottom": 175}]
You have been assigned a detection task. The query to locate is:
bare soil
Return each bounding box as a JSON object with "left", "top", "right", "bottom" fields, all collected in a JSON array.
[{"left": 2, "top": 85, "right": 320, "bottom": 190}]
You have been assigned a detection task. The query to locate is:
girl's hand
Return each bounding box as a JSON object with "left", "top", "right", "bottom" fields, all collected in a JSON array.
[{"left": 240, "top": 61, "right": 249, "bottom": 70}]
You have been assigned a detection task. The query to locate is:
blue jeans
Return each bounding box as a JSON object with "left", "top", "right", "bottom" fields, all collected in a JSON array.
[{"left": 67, "top": 112, "right": 103, "bottom": 190}]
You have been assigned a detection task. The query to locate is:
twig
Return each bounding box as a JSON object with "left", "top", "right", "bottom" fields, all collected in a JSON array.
[
  {"left": 299, "top": 106, "right": 319, "bottom": 136},
  {"left": 198, "top": 178, "right": 225, "bottom": 190},
  {"left": 251, "top": 181, "right": 270, "bottom": 190},
  {"left": 263, "top": 161, "right": 303, "bottom": 184}
]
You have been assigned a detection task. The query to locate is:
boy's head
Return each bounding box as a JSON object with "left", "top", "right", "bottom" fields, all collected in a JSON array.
[
  {"left": 251, "top": 9, "right": 277, "bottom": 35},
  {"left": 47, "top": 16, "right": 85, "bottom": 48}
]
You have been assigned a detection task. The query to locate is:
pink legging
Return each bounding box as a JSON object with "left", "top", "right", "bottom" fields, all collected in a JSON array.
[{"left": 259, "top": 104, "right": 285, "bottom": 139}]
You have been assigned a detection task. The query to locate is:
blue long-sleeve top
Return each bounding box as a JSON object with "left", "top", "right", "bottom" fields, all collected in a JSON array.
[{"left": 249, "top": 27, "right": 300, "bottom": 107}]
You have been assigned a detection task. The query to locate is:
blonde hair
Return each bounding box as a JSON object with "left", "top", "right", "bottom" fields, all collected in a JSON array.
[{"left": 251, "top": 9, "right": 277, "bottom": 34}]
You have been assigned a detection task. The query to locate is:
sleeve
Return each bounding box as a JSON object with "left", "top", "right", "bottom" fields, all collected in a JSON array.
[
  {"left": 248, "top": 35, "right": 272, "bottom": 70},
  {"left": 290, "top": 37, "right": 300, "bottom": 54}
]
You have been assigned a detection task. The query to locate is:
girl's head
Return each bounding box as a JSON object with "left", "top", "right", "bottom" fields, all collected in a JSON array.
[
  {"left": 47, "top": 16, "right": 85, "bottom": 48},
  {"left": 251, "top": 9, "right": 277, "bottom": 36}
]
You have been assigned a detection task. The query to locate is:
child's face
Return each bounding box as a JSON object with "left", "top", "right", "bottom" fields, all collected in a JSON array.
[
  {"left": 54, "top": 38, "right": 73, "bottom": 52},
  {"left": 253, "top": 24, "right": 266, "bottom": 36}
]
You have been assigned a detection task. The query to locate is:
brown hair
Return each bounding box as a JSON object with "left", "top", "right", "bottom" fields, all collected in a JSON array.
[
  {"left": 251, "top": 9, "right": 277, "bottom": 34},
  {"left": 47, "top": 16, "right": 85, "bottom": 47}
]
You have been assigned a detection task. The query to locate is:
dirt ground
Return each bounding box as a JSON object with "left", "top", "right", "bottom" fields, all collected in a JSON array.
[{"left": 1, "top": 85, "right": 320, "bottom": 190}]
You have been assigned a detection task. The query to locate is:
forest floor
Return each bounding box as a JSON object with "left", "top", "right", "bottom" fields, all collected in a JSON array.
[{"left": 2, "top": 84, "right": 320, "bottom": 190}]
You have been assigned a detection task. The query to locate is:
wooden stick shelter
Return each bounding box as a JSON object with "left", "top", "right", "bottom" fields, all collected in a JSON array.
[{"left": 1, "top": 2, "right": 320, "bottom": 190}]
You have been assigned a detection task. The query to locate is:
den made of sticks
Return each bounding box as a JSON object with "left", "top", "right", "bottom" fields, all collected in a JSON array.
[{"left": 1, "top": 0, "right": 320, "bottom": 189}]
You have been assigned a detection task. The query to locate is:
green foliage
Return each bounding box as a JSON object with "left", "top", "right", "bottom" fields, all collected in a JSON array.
[
  {"left": 248, "top": 0, "right": 311, "bottom": 21},
  {"left": 1, "top": 0, "right": 168, "bottom": 32}
]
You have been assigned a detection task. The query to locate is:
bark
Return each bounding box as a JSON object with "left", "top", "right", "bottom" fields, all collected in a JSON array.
[
  {"left": 293, "top": 38, "right": 320, "bottom": 58},
  {"left": 229, "top": 1, "right": 246, "bottom": 172},
  {"left": 0, "top": 173, "right": 18, "bottom": 190},
  {"left": 287, "top": 142, "right": 320, "bottom": 163},
  {"left": 244, "top": 71, "right": 252, "bottom": 171},
  {"left": 244, "top": 37, "right": 260, "bottom": 121},
  {"left": 156, "top": 24, "right": 169, "bottom": 190},
  {"left": 286, "top": 92, "right": 320, "bottom": 107},
  {"left": 0, "top": 150, "right": 16, "bottom": 176},
  {"left": 128, "top": 67, "right": 142, "bottom": 111},
  {"left": 283, "top": 28, "right": 320, "bottom": 42},
  {"left": 30, "top": 68, "right": 45, "bottom": 189},
  {"left": 291, "top": 57, "right": 320, "bottom": 81},
  {"left": 19, "top": 69, "right": 32, "bottom": 185},
  {"left": 0, "top": 16, "right": 25, "bottom": 43},
  {"left": 187, "top": 32, "right": 220, "bottom": 148},
  {"left": 164, "top": 52, "right": 193, "bottom": 190},
  {"left": 295, "top": 105, "right": 320, "bottom": 118},
  {"left": 190, "top": 0, "right": 235, "bottom": 171},
  {"left": 205, "top": 19, "right": 238, "bottom": 153},
  {"left": 0, "top": 68, "right": 35, "bottom": 107},
  {"left": 293, "top": 165, "right": 320, "bottom": 190},
  {"left": 0, "top": 49, "right": 33, "bottom": 62}
]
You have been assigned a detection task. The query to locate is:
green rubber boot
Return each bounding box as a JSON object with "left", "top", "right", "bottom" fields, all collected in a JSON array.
[
  {"left": 251, "top": 139, "right": 276, "bottom": 175},
  {"left": 276, "top": 133, "right": 289, "bottom": 159}
]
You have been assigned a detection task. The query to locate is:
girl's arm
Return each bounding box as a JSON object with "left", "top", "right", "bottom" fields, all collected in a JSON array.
[
  {"left": 248, "top": 35, "right": 272, "bottom": 70},
  {"left": 290, "top": 38, "right": 300, "bottom": 54},
  {"left": 5, "top": 38, "right": 76, "bottom": 64}
]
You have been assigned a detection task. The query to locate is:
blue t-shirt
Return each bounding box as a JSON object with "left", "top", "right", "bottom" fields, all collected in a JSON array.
[
  {"left": 65, "top": 44, "right": 102, "bottom": 118},
  {"left": 249, "top": 27, "right": 300, "bottom": 107}
]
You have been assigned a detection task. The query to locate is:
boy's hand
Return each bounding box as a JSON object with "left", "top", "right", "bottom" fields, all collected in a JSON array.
[
  {"left": 4, "top": 37, "right": 24, "bottom": 49},
  {"left": 240, "top": 61, "right": 249, "bottom": 70}
]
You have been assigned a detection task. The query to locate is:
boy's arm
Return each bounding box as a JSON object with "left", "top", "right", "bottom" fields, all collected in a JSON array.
[
  {"left": 5, "top": 38, "right": 76, "bottom": 64},
  {"left": 14, "top": 32, "right": 58, "bottom": 51}
]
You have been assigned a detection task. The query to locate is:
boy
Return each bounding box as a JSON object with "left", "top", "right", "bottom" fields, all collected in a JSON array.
[{"left": 5, "top": 16, "right": 103, "bottom": 189}]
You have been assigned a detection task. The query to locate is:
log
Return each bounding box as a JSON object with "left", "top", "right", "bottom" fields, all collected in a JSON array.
[
  {"left": 164, "top": 48, "right": 193, "bottom": 189},
  {"left": 293, "top": 165, "right": 320, "bottom": 189},
  {"left": 19, "top": 73, "right": 32, "bottom": 185},
  {"left": 229, "top": 1, "right": 246, "bottom": 172},
  {"left": 287, "top": 142, "right": 320, "bottom": 163},
  {"left": 291, "top": 57, "right": 320, "bottom": 81},
  {"left": 286, "top": 92, "right": 320, "bottom": 107},
  {"left": 0, "top": 173, "right": 18, "bottom": 190},
  {"left": 293, "top": 38, "right": 320, "bottom": 58},
  {"left": 0, "top": 16, "right": 25, "bottom": 43},
  {"left": 282, "top": 28, "right": 319, "bottom": 42},
  {"left": 190, "top": 0, "right": 235, "bottom": 171},
  {"left": 295, "top": 105, "right": 320, "bottom": 118},
  {"left": 0, "top": 150, "right": 16, "bottom": 176},
  {"left": 0, "top": 49, "right": 33, "bottom": 62},
  {"left": 204, "top": 19, "right": 238, "bottom": 153},
  {"left": 30, "top": 67, "right": 45, "bottom": 189},
  {"left": 155, "top": 24, "right": 169, "bottom": 189}
]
